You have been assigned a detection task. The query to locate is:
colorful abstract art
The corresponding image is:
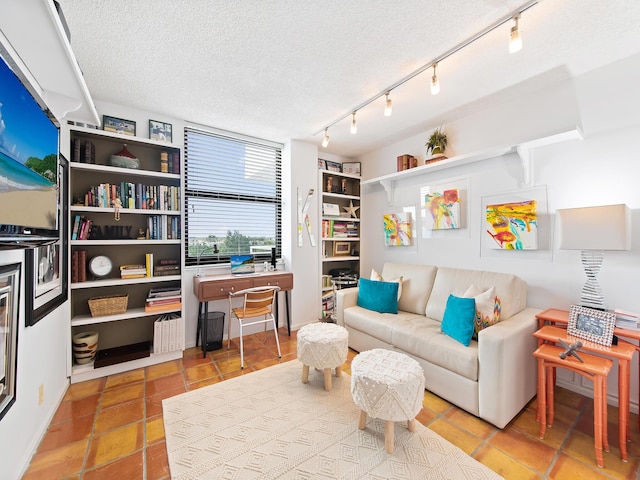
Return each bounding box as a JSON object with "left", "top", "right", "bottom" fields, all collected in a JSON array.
[
  {"left": 425, "top": 188, "right": 460, "bottom": 230},
  {"left": 486, "top": 200, "right": 538, "bottom": 250},
  {"left": 383, "top": 212, "right": 412, "bottom": 246}
]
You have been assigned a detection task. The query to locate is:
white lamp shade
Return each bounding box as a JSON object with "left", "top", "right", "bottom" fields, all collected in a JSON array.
[{"left": 558, "top": 204, "right": 631, "bottom": 251}]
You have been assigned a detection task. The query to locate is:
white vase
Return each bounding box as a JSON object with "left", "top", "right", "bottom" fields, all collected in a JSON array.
[{"left": 73, "top": 331, "right": 99, "bottom": 365}]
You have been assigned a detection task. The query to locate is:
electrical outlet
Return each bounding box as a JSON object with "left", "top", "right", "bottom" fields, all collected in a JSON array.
[{"left": 38, "top": 384, "right": 44, "bottom": 405}]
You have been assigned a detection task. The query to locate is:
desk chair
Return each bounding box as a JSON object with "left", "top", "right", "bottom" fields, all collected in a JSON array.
[{"left": 228, "top": 286, "right": 281, "bottom": 369}]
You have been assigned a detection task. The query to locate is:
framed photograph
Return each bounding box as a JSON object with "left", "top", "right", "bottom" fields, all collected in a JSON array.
[
  {"left": 325, "top": 160, "right": 341, "bottom": 173},
  {"left": 333, "top": 241, "right": 351, "bottom": 256},
  {"left": 342, "top": 162, "right": 361, "bottom": 175},
  {"left": 149, "top": 119, "right": 173, "bottom": 143},
  {"left": 567, "top": 304, "right": 616, "bottom": 346},
  {"left": 318, "top": 159, "right": 327, "bottom": 170},
  {"left": 0, "top": 262, "right": 21, "bottom": 421},
  {"left": 25, "top": 155, "right": 69, "bottom": 327},
  {"left": 103, "top": 115, "right": 136, "bottom": 136}
]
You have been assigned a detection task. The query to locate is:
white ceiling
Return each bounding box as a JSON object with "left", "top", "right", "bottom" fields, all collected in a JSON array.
[{"left": 58, "top": 0, "right": 640, "bottom": 158}]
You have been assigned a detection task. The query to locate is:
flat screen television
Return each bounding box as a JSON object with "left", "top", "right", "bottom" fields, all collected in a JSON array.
[{"left": 0, "top": 45, "right": 60, "bottom": 247}]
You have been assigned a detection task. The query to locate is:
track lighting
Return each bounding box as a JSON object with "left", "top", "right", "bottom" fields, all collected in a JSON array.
[
  {"left": 321, "top": 128, "right": 330, "bottom": 148},
  {"left": 509, "top": 13, "right": 522, "bottom": 53},
  {"left": 350, "top": 112, "right": 357, "bottom": 134},
  {"left": 384, "top": 92, "right": 392, "bottom": 116},
  {"left": 431, "top": 63, "right": 440, "bottom": 95}
]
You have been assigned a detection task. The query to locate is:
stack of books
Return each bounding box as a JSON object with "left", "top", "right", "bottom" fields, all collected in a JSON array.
[
  {"left": 614, "top": 309, "right": 640, "bottom": 330},
  {"left": 153, "top": 313, "right": 184, "bottom": 354},
  {"left": 154, "top": 258, "right": 180, "bottom": 277},
  {"left": 145, "top": 286, "right": 182, "bottom": 313},
  {"left": 120, "top": 264, "right": 146, "bottom": 279}
]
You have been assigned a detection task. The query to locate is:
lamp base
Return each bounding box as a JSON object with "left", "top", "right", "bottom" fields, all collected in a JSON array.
[{"left": 580, "top": 250, "right": 605, "bottom": 310}]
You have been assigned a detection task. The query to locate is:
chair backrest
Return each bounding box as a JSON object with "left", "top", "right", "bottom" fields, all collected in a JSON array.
[{"left": 230, "top": 286, "right": 280, "bottom": 317}]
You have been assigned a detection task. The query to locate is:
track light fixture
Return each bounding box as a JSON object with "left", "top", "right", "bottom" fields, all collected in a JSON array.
[
  {"left": 321, "top": 128, "right": 330, "bottom": 148},
  {"left": 384, "top": 92, "right": 392, "bottom": 116},
  {"left": 314, "top": 0, "right": 537, "bottom": 147},
  {"left": 431, "top": 63, "right": 440, "bottom": 95},
  {"left": 509, "top": 13, "right": 522, "bottom": 53}
]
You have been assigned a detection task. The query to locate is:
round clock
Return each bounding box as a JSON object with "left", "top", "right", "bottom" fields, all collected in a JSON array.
[{"left": 88, "top": 255, "right": 113, "bottom": 279}]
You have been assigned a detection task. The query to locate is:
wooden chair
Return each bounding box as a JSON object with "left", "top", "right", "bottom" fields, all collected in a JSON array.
[{"left": 228, "top": 286, "right": 281, "bottom": 369}]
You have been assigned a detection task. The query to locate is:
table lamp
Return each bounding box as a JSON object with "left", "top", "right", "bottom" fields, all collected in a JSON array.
[{"left": 557, "top": 204, "right": 631, "bottom": 310}]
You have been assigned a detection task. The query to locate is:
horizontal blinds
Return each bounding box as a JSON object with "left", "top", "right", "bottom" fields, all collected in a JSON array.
[{"left": 184, "top": 127, "right": 282, "bottom": 266}]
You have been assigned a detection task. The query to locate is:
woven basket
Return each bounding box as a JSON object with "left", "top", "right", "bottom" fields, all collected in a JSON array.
[{"left": 88, "top": 294, "right": 128, "bottom": 317}]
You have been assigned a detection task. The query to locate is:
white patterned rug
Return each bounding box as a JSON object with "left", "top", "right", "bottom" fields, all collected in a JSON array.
[{"left": 162, "top": 360, "right": 503, "bottom": 480}]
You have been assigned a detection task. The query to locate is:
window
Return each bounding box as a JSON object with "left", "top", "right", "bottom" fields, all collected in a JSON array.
[{"left": 184, "top": 127, "right": 282, "bottom": 267}]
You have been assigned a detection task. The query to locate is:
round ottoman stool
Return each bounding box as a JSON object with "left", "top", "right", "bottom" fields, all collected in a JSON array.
[
  {"left": 297, "top": 322, "right": 349, "bottom": 391},
  {"left": 351, "top": 348, "right": 425, "bottom": 453}
]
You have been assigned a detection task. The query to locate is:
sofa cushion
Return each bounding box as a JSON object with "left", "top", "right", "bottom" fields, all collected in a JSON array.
[
  {"left": 344, "top": 305, "right": 422, "bottom": 345},
  {"left": 441, "top": 294, "right": 476, "bottom": 346},
  {"left": 357, "top": 278, "right": 398, "bottom": 314},
  {"left": 381, "top": 263, "right": 438, "bottom": 315}
]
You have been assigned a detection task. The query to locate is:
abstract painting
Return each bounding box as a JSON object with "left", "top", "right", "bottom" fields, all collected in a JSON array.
[
  {"left": 486, "top": 200, "right": 538, "bottom": 250},
  {"left": 383, "top": 212, "right": 412, "bottom": 246},
  {"left": 425, "top": 188, "right": 460, "bottom": 230}
]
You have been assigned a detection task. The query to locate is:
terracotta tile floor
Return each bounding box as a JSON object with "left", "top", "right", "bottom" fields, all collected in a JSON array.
[{"left": 22, "top": 328, "right": 640, "bottom": 479}]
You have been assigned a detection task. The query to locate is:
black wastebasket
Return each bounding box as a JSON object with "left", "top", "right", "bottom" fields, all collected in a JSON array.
[{"left": 201, "top": 311, "right": 224, "bottom": 351}]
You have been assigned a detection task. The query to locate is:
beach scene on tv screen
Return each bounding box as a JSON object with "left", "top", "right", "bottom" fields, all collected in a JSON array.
[{"left": 0, "top": 55, "right": 58, "bottom": 230}]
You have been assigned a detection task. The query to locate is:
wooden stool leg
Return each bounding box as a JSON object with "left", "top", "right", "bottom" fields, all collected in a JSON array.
[
  {"left": 546, "top": 365, "right": 555, "bottom": 427},
  {"left": 335, "top": 365, "right": 342, "bottom": 377},
  {"left": 602, "top": 378, "right": 610, "bottom": 453},
  {"left": 385, "top": 420, "right": 394, "bottom": 453},
  {"left": 358, "top": 410, "right": 367, "bottom": 429},
  {"left": 537, "top": 357, "right": 547, "bottom": 439},
  {"left": 323, "top": 368, "right": 332, "bottom": 391},
  {"left": 407, "top": 418, "right": 417, "bottom": 432},
  {"left": 301, "top": 364, "right": 309, "bottom": 384},
  {"left": 594, "top": 374, "right": 605, "bottom": 468}
]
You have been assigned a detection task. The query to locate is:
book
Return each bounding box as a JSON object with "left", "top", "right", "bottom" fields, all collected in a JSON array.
[
  {"left": 146, "top": 296, "right": 182, "bottom": 305},
  {"left": 159, "top": 258, "right": 179, "bottom": 265},
  {"left": 145, "top": 253, "right": 154, "bottom": 277},
  {"left": 71, "top": 250, "right": 78, "bottom": 283},
  {"left": 169, "top": 317, "right": 177, "bottom": 351},
  {"left": 78, "top": 250, "right": 87, "bottom": 282},
  {"left": 153, "top": 318, "right": 163, "bottom": 354},
  {"left": 148, "top": 286, "right": 181, "bottom": 297},
  {"left": 144, "top": 302, "right": 182, "bottom": 313}
]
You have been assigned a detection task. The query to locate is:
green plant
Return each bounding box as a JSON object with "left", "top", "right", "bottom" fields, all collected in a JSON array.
[{"left": 426, "top": 128, "right": 448, "bottom": 156}]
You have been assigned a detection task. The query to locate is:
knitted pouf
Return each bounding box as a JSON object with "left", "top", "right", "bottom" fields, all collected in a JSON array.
[{"left": 297, "top": 322, "right": 348, "bottom": 391}]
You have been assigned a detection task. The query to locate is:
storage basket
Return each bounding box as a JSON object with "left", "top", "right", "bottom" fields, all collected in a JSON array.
[{"left": 88, "top": 294, "right": 128, "bottom": 317}]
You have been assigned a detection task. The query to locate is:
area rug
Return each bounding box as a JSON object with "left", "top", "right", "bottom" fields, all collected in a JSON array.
[{"left": 162, "top": 360, "right": 503, "bottom": 479}]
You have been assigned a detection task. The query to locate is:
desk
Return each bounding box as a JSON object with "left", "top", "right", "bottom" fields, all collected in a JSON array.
[
  {"left": 193, "top": 271, "right": 294, "bottom": 345},
  {"left": 534, "top": 319, "right": 636, "bottom": 462}
]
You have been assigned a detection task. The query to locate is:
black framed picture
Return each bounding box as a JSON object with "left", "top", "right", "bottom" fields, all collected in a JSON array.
[
  {"left": 325, "top": 160, "right": 341, "bottom": 173},
  {"left": 149, "top": 119, "right": 173, "bottom": 143},
  {"left": 0, "top": 262, "right": 21, "bottom": 421},
  {"left": 25, "top": 154, "right": 69, "bottom": 326},
  {"left": 342, "top": 162, "right": 361, "bottom": 175},
  {"left": 567, "top": 304, "right": 616, "bottom": 346},
  {"left": 103, "top": 115, "right": 136, "bottom": 136}
]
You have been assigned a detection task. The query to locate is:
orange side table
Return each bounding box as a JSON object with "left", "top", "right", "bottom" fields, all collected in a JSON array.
[{"left": 534, "top": 343, "right": 613, "bottom": 468}]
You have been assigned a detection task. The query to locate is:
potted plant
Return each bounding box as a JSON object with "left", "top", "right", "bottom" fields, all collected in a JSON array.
[{"left": 426, "top": 128, "right": 448, "bottom": 157}]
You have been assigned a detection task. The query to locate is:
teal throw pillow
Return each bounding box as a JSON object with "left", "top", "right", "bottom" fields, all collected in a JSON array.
[
  {"left": 357, "top": 277, "right": 399, "bottom": 314},
  {"left": 441, "top": 294, "right": 476, "bottom": 346}
]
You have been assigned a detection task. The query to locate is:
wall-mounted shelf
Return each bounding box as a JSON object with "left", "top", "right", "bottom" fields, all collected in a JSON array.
[{"left": 362, "top": 127, "right": 583, "bottom": 203}]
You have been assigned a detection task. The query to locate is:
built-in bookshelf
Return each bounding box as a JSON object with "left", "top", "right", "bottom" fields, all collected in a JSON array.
[{"left": 68, "top": 125, "right": 184, "bottom": 383}]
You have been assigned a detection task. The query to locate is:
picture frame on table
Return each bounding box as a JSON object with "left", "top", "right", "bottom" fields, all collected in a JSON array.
[
  {"left": 25, "top": 154, "right": 69, "bottom": 327},
  {"left": 333, "top": 241, "right": 351, "bottom": 256},
  {"left": 325, "top": 160, "right": 341, "bottom": 173},
  {"left": 567, "top": 304, "right": 616, "bottom": 346},
  {"left": 103, "top": 115, "right": 136, "bottom": 136},
  {"left": 342, "top": 162, "right": 361, "bottom": 175},
  {"left": 149, "top": 119, "right": 173, "bottom": 143}
]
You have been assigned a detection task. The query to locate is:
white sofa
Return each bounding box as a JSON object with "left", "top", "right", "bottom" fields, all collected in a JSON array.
[{"left": 335, "top": 262, "right": 541, "bottom": 428}]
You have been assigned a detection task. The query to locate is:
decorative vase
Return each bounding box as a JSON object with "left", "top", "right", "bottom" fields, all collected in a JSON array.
[
  {"left": 73, "top": 331, "right": 99, "bottom": 364},
  {"left": 110, "top": 144, "right": 140, "bottom": 169}
]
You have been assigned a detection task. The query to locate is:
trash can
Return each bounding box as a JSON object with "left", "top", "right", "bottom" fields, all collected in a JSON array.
[{"left": 201, "top": 311, "right": 224, "bottom": 351}]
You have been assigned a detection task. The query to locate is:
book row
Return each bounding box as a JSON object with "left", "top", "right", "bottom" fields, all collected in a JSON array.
[
  {"left": 160, "top": 151, "right": 181, "bottom": 174},
  {"left": 322, "top": 220, "right": 359, "bottom": 238},
  {"left": 79, "top": 182, "right": 180, "bottom": 211},
  {"left": 153, "top": 313, "right": 184, "bottom": 354}
]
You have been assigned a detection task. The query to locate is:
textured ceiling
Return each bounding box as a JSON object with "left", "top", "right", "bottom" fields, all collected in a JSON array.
[{"left": 58, "top": 0, "right": 640, "bottom": 157}]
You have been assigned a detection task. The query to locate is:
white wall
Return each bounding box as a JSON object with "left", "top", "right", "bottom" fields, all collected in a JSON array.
[{"left": 356, "top": 52, "right": 640, "bottom": 410}]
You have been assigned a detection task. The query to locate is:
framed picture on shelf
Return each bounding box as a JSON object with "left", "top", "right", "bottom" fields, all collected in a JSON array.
[
  {"left": 342, "top": 162, "right": 361, "bottom": 175},
  {"left": 149, "top": 119, "right": 172, "bottom": 142},
  {"left": 25, "top": 155, "right": 69, "bottom": 327},
  {"left": 333, "top": 241, "right": 351, "bottom": 256},
  {"left": 567, "top": 304, "right": 616, "bottom": 346},
  {"left": 103, "top": 115, "right": 136, "bottom": 136},
  {"left": 325, "top": 160, "right": 341, "bottom": 173},
  {"left": 318, "top": 159, "right": 327, "bottom": 170}
]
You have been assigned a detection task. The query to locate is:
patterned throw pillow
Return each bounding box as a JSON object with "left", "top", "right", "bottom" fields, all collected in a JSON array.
[
  {"left": 370, "top": 268, "right": 403, "bottom": 300},
  {"left": 463, "top": 285, "right": 501, "bottom": 336}
]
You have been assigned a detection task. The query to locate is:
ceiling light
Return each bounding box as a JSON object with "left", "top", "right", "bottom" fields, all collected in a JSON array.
[
  {"left": 509, "top": 13, "right": 522, "bottom": 53},
  {"left": 431, "top": 63, "right": 440, "bottom": 95},
  {"left": 384, "top": 92, "right": 392, "bottom": 116},
  {"left": 350, "top": 112, "right": 357, "bottom": 134},
  {"left": 321, "top": 128, "right": 330, "bottom": 148}
]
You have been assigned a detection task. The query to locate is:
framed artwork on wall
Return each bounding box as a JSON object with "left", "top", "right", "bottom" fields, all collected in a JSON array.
[
  {"left": 149, "top": 119, "right": 172, "bottom": 142},
  {"left": 383, "top": 212, "right": 412, "bottom": 246},
  {"left": 103, "top": 115, "right": 136, "bottom": 136},
  {"left": 0, "top": 262, "right": 21, "bottom": 421}
]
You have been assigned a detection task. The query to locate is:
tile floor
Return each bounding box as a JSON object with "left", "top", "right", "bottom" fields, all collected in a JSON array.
[{"left": 22, "top": 328, "right": 640, "bottom": 479}]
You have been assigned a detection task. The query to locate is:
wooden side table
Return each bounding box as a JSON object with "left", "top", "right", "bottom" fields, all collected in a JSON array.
[
  {"left": 534, "top": 343, "right": 613, "bottom": 468},
  {"left": 534, "top": 314, "right": 636, "bottom": 462}
]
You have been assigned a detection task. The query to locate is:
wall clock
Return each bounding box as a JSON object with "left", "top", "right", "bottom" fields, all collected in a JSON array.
[{"left": 88, "top": 255, "right": 113, "bottom": 279}]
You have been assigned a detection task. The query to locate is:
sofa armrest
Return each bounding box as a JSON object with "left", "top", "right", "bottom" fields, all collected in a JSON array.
[
  {"left": 477, "top": 307, "right": 541, "bottom": 428},
  {"left": 335, "top": 287, "right": 359, "bottom": 327}
]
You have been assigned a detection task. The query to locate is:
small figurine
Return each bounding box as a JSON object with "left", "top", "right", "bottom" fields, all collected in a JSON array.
[
  {"left": 112, "top": 198, "right": 122, "bottom": 221},
  {"left": 558, "top": 338, "right": 584, "bottom": 363}
]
